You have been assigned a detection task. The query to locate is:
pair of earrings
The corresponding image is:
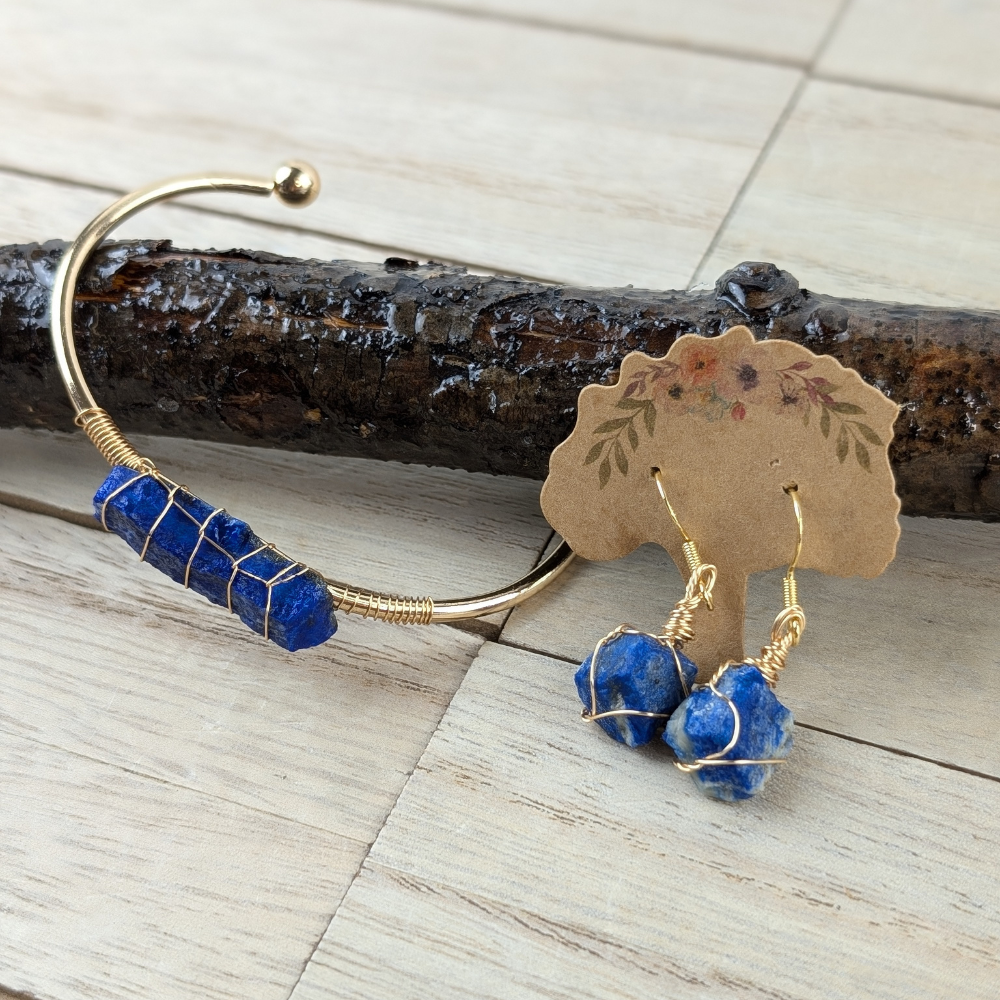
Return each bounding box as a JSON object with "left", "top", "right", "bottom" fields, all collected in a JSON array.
[{"left": 575, "top": 470, "right": 805, "bottom": 802}]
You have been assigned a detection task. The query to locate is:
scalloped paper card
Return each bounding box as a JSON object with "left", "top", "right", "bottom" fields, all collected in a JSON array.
[{"left": 541, "top": 325, "right": 901, "bottom": 671}]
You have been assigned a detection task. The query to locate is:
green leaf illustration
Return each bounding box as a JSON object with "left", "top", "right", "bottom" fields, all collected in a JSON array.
[
  {"left": 598, "top": 457, "right": 611, "bottom": 489},
  {"left": 614, "top": 439, "right": 629, "bottom": 475},
  {"left": 643, "top": 401, "right": 656, "bottom": 437},
  {"left": 828, "top": 401, "right": 865, "bottom": 415},
  {"left": 854, "top": 422, "right": 882, "bottom": 446},
  {"left": 593, "top": 417, "right": 631, "bottom": 433},
  {"left": 584, "top": 440, "right": 605, "bottom": 465},
  {"left": 820, "top": 407, "right": 831, "bottom": 439},
  {"left": 836, "top": 424, "right": 849, "bottom": 462},
  {"left": 855, "top": 438, "right": 871, "bottom": 471},
  {"left": 803, "top": 409, "right": 810, "bottom": 428},
  {"left": 627, "top": 423, "right": 639, "bottom": 451},
  {"left": 616, "top": 398, "right": 647, "bottom": 410}
]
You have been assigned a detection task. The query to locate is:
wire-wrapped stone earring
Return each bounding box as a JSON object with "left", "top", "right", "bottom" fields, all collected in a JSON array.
[
  {"left": 665, "top": 484, "right": 806, "bottom": 801},
  {"left": 576, "top": 469, "right": 717, "bottom": 748}
]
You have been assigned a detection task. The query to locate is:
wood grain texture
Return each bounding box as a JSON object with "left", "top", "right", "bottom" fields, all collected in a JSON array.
[
  {"left": 695, "top": 80, "right": 1000, "bottom": 309},
  {"left": 0, "top": 169, "right": 407, "bottom": 263},
  {"left": 819, "top": 0, "right": 1000, "bottom": 105},
  {"left": 0, "top": 501, "right": 484, "bottom": 839},
  {"left": 0, "top": 427, "right": 551, "bottom": 996},
  {"left": 292, "top": 641, "right": 1000, "bottom": 1000},
  {"left": 503, "top": 516, "right": 1000, "bottom": 779},
  {"left": 0, "top": 0, "right": 800, "bottom": 287},
  {"left": 0, "top": 728, "right": 358, "bottom": 1000},
  {"left": 394, "top": 0, "right": 844, "bottom": 63}
]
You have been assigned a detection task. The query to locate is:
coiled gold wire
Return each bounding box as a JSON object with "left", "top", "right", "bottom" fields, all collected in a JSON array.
[
  {"left": 75, "top": 407, "right": 155, "bottom": 473},
  {"left": 328, "top": 585, "right": 434, "bottom": 625},
  {"left": 746, "top": 604, "right": 806, "bottom": 688},
  {"left": 661, "top": 562, "right": 717, "bottom": 648}
]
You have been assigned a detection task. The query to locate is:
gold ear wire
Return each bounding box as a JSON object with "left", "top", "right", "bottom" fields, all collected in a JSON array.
[
  {"left": 651, "top": 467, "right": 716, "bottom": 613},
  {"left": 748, "top": 485, "right": 807, "bottom": 687},
  {"left": 782, "top": 483, "right": 803, "bottom": 612}
]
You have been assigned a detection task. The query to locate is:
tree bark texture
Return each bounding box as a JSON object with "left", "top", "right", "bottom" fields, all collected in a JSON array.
[{"left": 2, "top": 240, "right": 999, "bottom": 520}]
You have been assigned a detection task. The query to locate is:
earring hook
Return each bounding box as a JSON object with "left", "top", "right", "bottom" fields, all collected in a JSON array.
[
  {"left": 744, "top": 485, "right": 807, "bottom": 687},
  {"left": 782, "top": 484, "right": 803, "bottom": 611},
  {"left": 651, "top": 467, "right": 714, "bottom": 611}
]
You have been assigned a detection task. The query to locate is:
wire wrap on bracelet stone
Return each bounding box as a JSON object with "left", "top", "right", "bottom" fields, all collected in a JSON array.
[{"left": 48, "top": 162, "right": 576, "bottom": 647}]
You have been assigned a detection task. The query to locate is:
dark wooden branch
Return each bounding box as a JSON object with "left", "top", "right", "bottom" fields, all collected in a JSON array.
[{"left": 3, "top": 241, "right": 1000, "bottom": 519}]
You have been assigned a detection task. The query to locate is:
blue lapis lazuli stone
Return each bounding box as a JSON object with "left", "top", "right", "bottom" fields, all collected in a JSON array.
[
  {"left": 664, "top": 663, "right": 793, "bottom": 802},
  {"left": 574, "top": 631, "right": 697, "bottom": 748},
  {"left": 94, "top": 465, "right": 337, "bottom": 652}
]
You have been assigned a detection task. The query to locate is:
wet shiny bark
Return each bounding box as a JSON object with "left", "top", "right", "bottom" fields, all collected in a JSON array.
[{"left": 2, "top": 242, "right": 999, "bottom": 519}]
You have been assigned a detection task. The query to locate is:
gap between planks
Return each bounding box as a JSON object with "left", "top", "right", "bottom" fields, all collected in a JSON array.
[
  {"left": 9, "top": 486, "right": 994, "bottom": 791},
  {"left": 287, "top": 640, "right": 1000, "bottom": 1000},
  {"left": 367, "top": 0, "right": 814, "bottom": 70},
  {"left": 379, "top": 0, "right": 1000, "bottom": 115},
  {"left": 2, "top": 432, "right": 992, "bottom": 787},
  {"left": 496, "top": 633, "right": 1000, "bottom": 786}
]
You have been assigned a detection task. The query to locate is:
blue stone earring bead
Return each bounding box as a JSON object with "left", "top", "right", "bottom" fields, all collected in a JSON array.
[
  {"left": 575, "top": 626, "right": 697, "bottom": 747},
  {"left": 666, "top": 485, "right": 807, "bottom": 803},
  {"left": 94, "top": 465, "right": 338, "bottom": 652},
  {"left": 664, "top": 662, "right": 793, "bottom": 802},
  {"left": 574, "top": 559, "right": 716, "bottom": 749}
]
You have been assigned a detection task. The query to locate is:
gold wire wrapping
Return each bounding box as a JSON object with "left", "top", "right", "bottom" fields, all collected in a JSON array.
[
  {"left": 673, "top": 485, "right": 805, "bottom": 774},
  {"left": 582, "top": 561, "right": 716, "bottom": 725},
  {"left": 327, "top": 585, "right": 434, "bottom": 625},
  {"left": 661, "top": 562, "right": 717, "bottom": 648},
  {"left": 746, "top": 603, "right": 806, "bottom": 688},
  {"left": 75, "top": 407, "right": 156, "bottom": 473},
  {"left": 99, "top": 469, "right": 315, "bottom": 642},
  {"left": 673, "top": 661, "right": 790, "bottom": 771}
]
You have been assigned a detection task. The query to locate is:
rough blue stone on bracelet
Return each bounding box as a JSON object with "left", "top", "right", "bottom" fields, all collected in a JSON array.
[
  {"left": 94, "top": 465, "right": 337, "bottom": 651},
  {"left": 664, "top": 663, "right": 793, "bottom": 801},
  {"left": 575, "top": 630, "right": 697, "bottom": 748}
]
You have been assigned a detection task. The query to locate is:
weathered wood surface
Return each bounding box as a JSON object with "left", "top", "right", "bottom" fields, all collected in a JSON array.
[
  {"left": 0, "top": 725, "right": 359, "bottom": 1000},
  {"left": 5, "top": 430, "right": 1000, "bottom": 1000},
  {"left": 4, "top": 242, "right": 1000, "bottom": 518},
  {"left": 697, "top": 81, "right": 1000, "bottom": 311},
  {"left": 292, "top": 642, "right": 1000, "bottom": 1000},
  {"left": 0, "top": 0, "right": 800, "bottom": 290},
  {"left": 818, "top": 0, "right": 1000, "bottom": 105},
  {"left": 5, "top": 1, "right": 1000, "bottom": 998},
  {"left": 420, "top": 0, "right": 845, "bottom": 64},
  {"left": 0, "top": 427, "right": 554, "bottom": 996}
]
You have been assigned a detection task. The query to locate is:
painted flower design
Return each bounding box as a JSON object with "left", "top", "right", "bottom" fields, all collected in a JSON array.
[
  {"left": 587, "top": 352, "right": 880, "bottom": 487},
  {"left": 679, "top": 345, "right": 719, "bottom": 387}
]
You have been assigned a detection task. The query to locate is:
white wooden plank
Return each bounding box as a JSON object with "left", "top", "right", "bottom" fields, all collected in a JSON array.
[
  {"left": 0, "top": 728, "right": 358, "bottom": 1000},
  {"left": 292, "top": 641, "right": 1000, "bottom": 1000},
  {"left": 503, "top": 515, "right": 1000, "bottom": 779},
  {"left": 695, "top": 80, "right": 1000, "bottom": 308},
  {"left": 0, "top": 170, "right": 407, "bottom": 264},
  {"left": 400, "top": 0, "right": 843, "bottom": 64},
  {"left": 819, "top": 0, "right": 1000, "bottom": 106},
  {"left": 1, "top": 501, "right": 482, "bottom": 840},
  {"left": 0, "top": 0, "right": 800, "bottom": 288},
  {"left": 0, "top": 427, "right": 551, "bottom": 599}
]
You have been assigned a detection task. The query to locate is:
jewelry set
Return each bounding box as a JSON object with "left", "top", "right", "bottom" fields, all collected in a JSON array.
[{"left": 49, "top": 162, "right": 881, "bottom": 805}]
